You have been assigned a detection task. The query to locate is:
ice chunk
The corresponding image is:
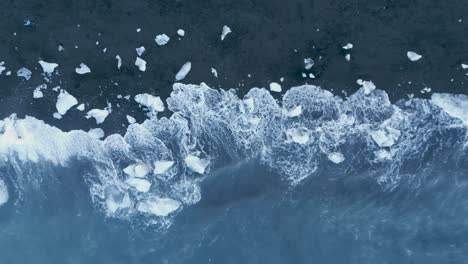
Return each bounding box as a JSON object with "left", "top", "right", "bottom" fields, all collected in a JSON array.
[
  {"left": 304, "top": 58, "right": 314, "bottom": 70},
  {"left": 75, "top": 63, "right": 91, "bottom": 74},
  {"left": 345, "top": 54, "right": 351, "bottom": 61},
  {"left": 56, "top": 90, "right": 78, "bottom": 115},
  {"left": 123, "top": 164, "right": 151, "bottom": 178},
  {"left": 175, "top": 62, "right": 191, "bottom": 81},
  {"left": 269, "top": 82, "right": 282, "bottom": 93},
  {"left": 286, "top": 105, "right": 302, "bottom": 117},
  {"left": 286, "top": 127, "right": 311, "bottom": 145},
  {"left": 155, "top": 34, "right": 170, "bottom": 45},
  {"left": 357, "top": 79, "right": 376, "bottom": 95},
  {"left": 407, "top": 51, "right": 422, "bottom": 61},
  {"left": 135, "top": 57, "right": 146, "bottom": 72},
  {"left": 126, "top": 178, "right": 151, "bottom": 193},
  {"left": 136, "top": 28, "right": 141, "bottom": 32},
  {"left": 137, "top": 197, "right": 181, "bottom": 216},
  {"left": 86, "top": 109, "right": 110, "bottom": 124},
  {"left": 105, "top": 188, "right": 131, "bottom": 214},
  {"left": 0, "top": 180, "right": 9, "bottom": 207},
  {"left": 374, "top": 149, "right": 393, "bottom": 161},
  {"left": 243, "top": 98, "right": 255, "bottom": 113},
  {"left": 136, "top": 46, "right": 145, "bottom": 56},
  {"left": 431, "top": 93, "right": 468, "bottom": 125},
  {"left": 58, "top": 45, "right": 64, "bottom": 52},
  {"left": 88, "top": 128, "right": 105, "bottom": 139},
  {"left": 343, "top": 43, "right": 353, "bottom": 49},
  {"left": 17, "top": 67, "right": 32, "bottom": 80},
  {"left": 52, "top": 112, "right": 62, "bottom": 119},
  {"left": 221, "top": 25, "right": 232, "bottom": 40},
  {"left": 135, "top": 93, "right": 165, "bottom": 112},
  {"left": 185, "top": 155, "right": 210, "bottom": 174},
  {"left": 154, "top": 160, "right": 175, "bottom": 174},
  {"left": 76, "top": 104, "right": 85, "bottom": 111},
  {"left": 33, "top": 89, "right": 43, "bottom": 99},
  {"left": 0, "top": 62, "right": 5, "bottom": 75},
  {"left": 38, "top": 60, "right": 58, "bottom": 74},
  {"left": 115, "top": 55, "right": 122, "bottom": 69},
  {"left": 462, "top": 64, "right": 468, "bottom": 69},
  {"left": 126, "top": 115, "right": 136, "bottom": 124},
  {"left": 211, "top": 68, "right": 218, "bottom": 77},
  {"left": 177, "top": 29, "right": 185, "bottom": 36},
  {"left": 371, "top": 127, "right": 401, "bottom": 147},
  {"left": 327, "top": 152, "right": 345, "bottom": 164}
]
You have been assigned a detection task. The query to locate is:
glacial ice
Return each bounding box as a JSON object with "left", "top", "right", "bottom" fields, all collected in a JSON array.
[
  {"left": 269, "top": 82, "right": 282, "bottom": 93},
  {"left": 17, "top": 67, "right": 32, "bottom": 80},
  {"left": 123, "top": 164, "right": 151, "bottom": 178},
  {"left": 327, "top": 152, "right": 345, "bottom": 164},
  {"left": 136, "top": 46, "right": 145, "bottom": 56},
  {"left": 126, "top": 177, "right": 151, "bottom": 193},
  {"left": 407, "top": 51, "right": 422, "bottom": 61},
  {"left": 286, "top": 128, "right": 311, "bottom": 145}
]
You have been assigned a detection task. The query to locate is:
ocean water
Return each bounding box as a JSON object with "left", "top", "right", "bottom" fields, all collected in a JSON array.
[{"left": 0, "top": 83, "right": 467, "bottom": 263}]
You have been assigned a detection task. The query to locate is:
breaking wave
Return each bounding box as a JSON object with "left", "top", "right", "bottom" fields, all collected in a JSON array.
[{"left": 0, "top": 83, "right": 467, "bottom": 227}]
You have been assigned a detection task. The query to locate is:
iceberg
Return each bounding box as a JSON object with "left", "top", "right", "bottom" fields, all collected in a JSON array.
[
  {"left": 185, "top": 155, "right": 210, "bottom": 174},
  {"left": 137, "top": 197, "right": 181, "bottom": 216},
  {"left": 135, "top": 93, "right": 165, "bottom": 112},
  {"left": 56, "top": 90, "right": 78, "bottom": 115},
  {"left": 86, "top": 109, "right": 110, "bottom": 124}
]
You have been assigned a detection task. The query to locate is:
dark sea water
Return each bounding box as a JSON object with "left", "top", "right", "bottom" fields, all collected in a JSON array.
[{"left": 0, "top": 1, "right": 468, "bottom": 263}]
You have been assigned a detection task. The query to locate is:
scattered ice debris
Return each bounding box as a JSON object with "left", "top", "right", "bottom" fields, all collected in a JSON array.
[
  {"left": 135, "top": 57, "right": 146, "bottom": 72},
  {"left": 184, "top": 155, "right": 210, "bottom": 174},
  {"left": 357, "top": 79, "right": 376, "bottom": 95},
  {"left": 88, "top": 128, "right": 105, "bottom": 139},
  {"left": 304, "top": 58, "right": 314, "bottom": 70},
  {"left": 407, "top": 51, "right": 422, "bottom": 61},
  {"left": 86, "top": 108, "right": 110, "bottom": 124},
  {"left": 286, "top": 105, "right": 302, "bottom": 117},
  {"left": 0, "top": 180, "right": 9, "bottom": 207},
  {"left": 76, "top": 104, "right": 85, "bottom": 111},
  {"left": 124, "top": 164, "right": 151, "bottom": 178},
  {"left": 38, "top": 60, "right": 58, "bottom": 74},
  {"left": 75, "top": 63, "right": 91, "bottom": 74},
  {"left": 462, "top": 63, "right": 468, "bottom": 69},
  {"left": 56, "top": 90, "right": 78, "bottom": 115},
  {"left": 343, "top": 43, "right": 353, "bottom": 50},
  {"left": 371, "top": 127, "right": 401, "bottom": 147},
  {"left": 177, "top": 29, "right": 185, "bottom": 36},
  {"left": 420, "top": 87, "right": 432, "bottom": 94},
  {"left": 221, "top": 25, "right": 232, "bottom": 40},
  {"left": 136, "top": 46, "right": 145, "bottom": 56},
  {"left": 115, "top": 55, "right": 122, "bottom": 70},
  {"left": 126, "top": 178, "right": 151, "bottom": 192},
  {"left": 155, "top": 34, "right": 170, "bottom": 45},
  {"left": 327, "top": 152, "right": 345, "bottom": 164},
  {"left": 52, "top": 112, "right": 62, "bottom": 119},
  {"left": 431, "top": 93, "right": 468, "bottom": 125},
  {"left": 175, "top": 62, "right": 191, "bottom": 81},
  {"left": 345, "top": 54, "right": 351, "bottom": 61},
  {"left": 137, "top": 197, "right": 181, "bottom": 216},
  {"left": 286, "top": 127, "right": 311, "bottom": 145},
  {"left": 58, "top": 45, "right": 64, "bottom": 52},
  {"left": 269, "top": 82, "right": 282, "bottom": 93},
  {"left": 136, "top": 28, "right": 141, "bottom": 32},
  {"left": 126, "top": 115, "right": 136, "bottom": 124},
  {"left": 17, "top": 67, "right": 32, "bottom": 80},
  {"left": 211, "top": 68, "right": 218, "bottom": 77},
  {"left": 135, "top": 93, "right": 165, "bottom": 112},
  {"left": 154, "top": 161, "right": 175, "bottom": 174}
]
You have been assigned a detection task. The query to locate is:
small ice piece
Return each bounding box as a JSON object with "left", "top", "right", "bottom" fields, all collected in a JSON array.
[
  {"left": 309, "top": 73, "right": 315, "bottom": 79},
  {"left": 286, "top": 127, "right": 310, "bottom": 145},
  {"left": 135, "top": 93, "right": 165, "bottom": 112},
  {"left": 116, "top": 55, "right": 122, "bottom": 70},
  {"left": 345, "top": 54, "right": 351, "bottom": 61},
  {"left": 431, "top": 93, "right": 468, "bottom": 125},
  {"left": 136, "top": 46, "right": 145, "bottom": 56},
  {"left": 0, "top": 62, "right": 5, "bottom": 75},
  {"left": 76, "top": 104, "right": 85, "bottom": 111},
  {"left": 371, "top": 127, "right": 401, "bottom": 147},
  {"left": 17, "top": 67, "right": 32, "bottom": 80},
  {"left": 38, "top": 60, "right": 58, "bottom": 74},
  {"left": 304, "top": 58, "right": 314, "bottom": 70},
  {"left": 343, "top": 43, "right": 353, "bottom": 50},
  {"left": 154, "top": 160, "right": 175, "bottom": 174},
  {"left": 137, "top": 197, "right": 181, "bottom": 216},
  {"left": 287, "top": 105, "right": 302, "bottom": 117},
  {"left": 5, "top": 71, "right": 11, "bottom": 76},
  {"left": 126, "top": 178, "right": 151, "bottom": 193},
  {"left": 135, "top": 57, "right": 146, "bottom": 72},
  {"left": 88, "top": 128, "right": 105, "bottom": 139},
  {"left": 462, "top": 63, "right": 468, "bottom": 69},
  {"left": 33, "top": 89, "right": 43, "bottom": 99},
  {"left": 126, "top": 115, "right": 136, "bottom": 124},
  {"left": 269, "top": 82, "right": 282, "bottom": 93},
  {"left": 221, "top": 25, "right": 232, "bottom": 40},
  {"left": 177, "top": 29, "right": 185, "bottom": 36},
  {"left": 301, "top": 72, "right": 307, "bottom": 78},
  {"left": 123, "top": 164, "right": 151, "bottom": 178},
  {"left": 175, "top": 62, "right": 191, "bottom": 81},
  {"left": 155, "top": 34, "right": 170, "bottom": 45},
  {"left": 420, "top": 87, "right": 432, "bottom": 94},
  {"left": 244, "top": 98, "right": 255, "bottom": 113},
  {"left": 211, "top": 68, "right": 218, "bottom": 77},
  {"left": 185, "top": 155, "right": 210, "bottom": 174},
  {"left": 357, "top": 79, "right": 376, "bottom": 95},
  {"left": 327, "top": 152, "right": 345, "bottom": 164},
  {"left": 75, "top": 63, "right": 91, "bottom": 74},
  {"left": 374, "top": 149, "right": 393, "bottom": 161},
  {"left": 56, "top": 90, "right": 78, "bottom": 115},
  {"left": 86, "top": 109, "right": 110, "bottom": 124},
  {"left": 0, "top": 180, "right": 9, "bottom": 207},
  {"left": 407, "top": 51, "right": 422, "bottom": 61},
  {"left": 58, "top": 45, "right": 64, "bottom": 52},
  {"left": 52, "top": 112, "right": 62, "bottom": 119},
  {"left": 136, "top": 28, "right": 141, "bottom": 32}
]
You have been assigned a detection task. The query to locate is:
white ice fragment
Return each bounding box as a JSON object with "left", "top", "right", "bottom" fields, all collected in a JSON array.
[
  {"left": 33, "top": 89, "right": 43, "bottom": 99},
  {"left": 155, "top": 34, "right": 170, "bottom": 45},
  {"left": 420, "top": 87, "right": 431, "bottom": 94},
  {"left": 86, "top": 109, "right": 110, "bottom": 124},
  {"left": 76, "top": 104, "right": 85, "bottom": 111},
  {"left": 136, "top": 46, "right": 145, "bottom": 56},
  {"left": 175, "top": 62, "right": 191, "bottom": 81},
  {"left": 38, "top": 60, "right": 58, "bottom": 74},
  {"left": 211, "top": 68, "right": 218, "bottom": 77},
  {"left": 126, "top": 115, "right": 136, "bottom": 124},
  {"left": 343, "top": 43, "right": 353, "bottom": 50},
  {"left": 431, "top": 93, "right": 468, "bottom": 125},
  {"left": 56, "top": 90, "right": 78, "bottom": 115},
  {"left": 184, "top": 155, "right": 210, "bottom": 174},
  {"left": 221, "top": 25, "right": 232, "bottom": 40},
  {"left": 244, "top": 98, "right": 255, "bottom": 113},
  {"left": 286, "top": 128, "right": 310, "bottom": 145},
  {"left": 287, "top": 105, "right": 302, "bottom": 117},
  {"left": 52, "top": 112, "right": 62, "bottom": 119},
  {"left": 0, "top": 180, "right": 9, "bottom": 207},
  {"left": 374, "top": 149, "right": 393, "bottom": 161},
  {"left": 135, "top": 57, "right": 146, "bottom": 72},
  {"left": 357, "top": 79, "right": 376, "bottom": 95},
  {"left": 304, "top": 58, "right": 314, "bottom": 70},
  {"left": 371, "top": 127, "right": 401, "bottom": 147},
  {"left": 177, "top": 29, "right": 185, "bottom": 36},
  {"left": 116, "top": 55, "right": 122, "bottom": 69},
  {"left": 136, "top": 28, "right": 141, "bottom": 32},
  {"left": 58, "top": 45, "right": 64, "bottom": 52},
  {"left": 345, "top": 54, "right": 351, "bottom": 61},
  {"left": 137, "top": 197, "right": 181, "bottom": 216},
  {"left": 135, "top": 93, "right": 165, "bottom": 112},
  {"left": 462, "top": 64, "right": 468, "bottom": 69},
  {"left": 407, "top": 51, "right": 422, "bottom": 61},
  {"left": 75, "top": 63, "right": 91, "bottom": 74},
  {"left": 17, "top": 67, "right": 32, "bottom": 80},
  {"left": 327, "top": 152, "right": 345, "bottom": 164},
  {"left": 5, "top": 71, "right": 11, "bottom": 76},
  {"left": 123, "top": 164, "right": 151, "bottom": 178},
  {"left": 126, "top": 178, "right": 151, "bottom": 193},
  {"left": 154, "top": 160, "right": 175, "bottom": 174},
  {"left": 0, "top": 64, "right": 5, "bottom": 75},
  {"left": 309, "top": 73, "right": 316, "bottom": 79},
  {"left": 269, "top": 82, "right": 282, "bottom": 93},
  {"left": 106, "top": 190, "right": 131, "bottom": 214},
  {"left": 88, "top": 128, "right": 105, "bottom": 139}
]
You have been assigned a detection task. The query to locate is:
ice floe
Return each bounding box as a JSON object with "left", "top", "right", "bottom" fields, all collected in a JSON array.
[
  {"left": 56, "top": 90, "right": 78, "bottom": 115},
  {"left": 221, "top": 25, "right": 232, "bottom": 40},
  {"left": 135, "top": 57, "right": 146, "bottom": 72},
  {"left": 155, "top": 34, "right": 170, "bottom": 45},
  {"left": 124, "top": 164, "right": 151, "bottom": 178},
  {"left": 407, "top": 51, "right": 422, "bottom": 61},
  {"left": 17, "top": 67, "right": 32, "bottom": 80},
  {"left": 177, "top": 29, "right": 185, "bottom": 36},
  {"left": 304, "top": 58, "right": 314, "bottom": 70},
  {"left": 75, "top": 63, "right": 91, "bottom": 74},
  {"left": 269, "top": 82, "right": 282, "bottom": 93},
  {"left": 137, "top": 197, "right": 180, "bottom": 216},
  {"left": 185, "top": 155, "right": 210, "bottom": 174},
  {"left": 135, "top": 93, "right": 165, "bottom": 112},
  {"left": 371, "top": 127, "right": 401, "bottom": 147},
  {"left": 154, "top": 161, "right": 175, "bottom": 174},
  {"left": 211, "top": 68, "right": 218, "bottom": 77},
  {"left": 175, "top": 62, "right": 191, "bottom": 81},
  {"left": 126, "top": 115, "right": 136, "bottom": 124},
  {"left": 286, "top": 105, "right": 302, "bottom": 117},
  {"left": 86, "top": 108, "right": 110, "bottom": 124},
  {"left": 286, "top": 127, "right": 311, "bottom": 145},
  {"left": 126, "top": 178, "right": 151, "bottom": 193},
  {"left": 343, "top": 43, "right": 353, "bottom": 49}
]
